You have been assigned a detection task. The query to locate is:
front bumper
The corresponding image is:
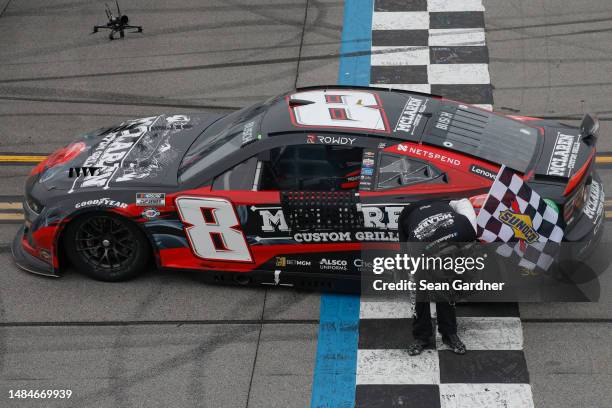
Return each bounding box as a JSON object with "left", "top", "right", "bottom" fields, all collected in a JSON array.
[{"left": 11, "top": 225, "right": 59, "bottom": 277}]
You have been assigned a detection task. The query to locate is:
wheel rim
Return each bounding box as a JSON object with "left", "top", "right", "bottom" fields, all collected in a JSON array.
[{"left": 74, "top": 215, "right": 136, "bottom": 270}]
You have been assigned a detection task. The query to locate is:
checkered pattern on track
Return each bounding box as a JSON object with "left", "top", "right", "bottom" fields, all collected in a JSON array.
[
  {"left": 370, "top": 0, "right": 493, "bottom": 110},
  {"left": 355, "top": 300, "right": 534, "bottom": 408}
]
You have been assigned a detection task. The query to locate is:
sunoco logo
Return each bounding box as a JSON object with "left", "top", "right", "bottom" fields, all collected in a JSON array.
[{"left": 499, "top": 210, "right": 540, "bottom": 244}]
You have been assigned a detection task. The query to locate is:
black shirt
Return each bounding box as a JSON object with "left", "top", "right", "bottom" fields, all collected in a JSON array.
[{"left": 399, "top": 201, "right": 476, "bottom": 247}]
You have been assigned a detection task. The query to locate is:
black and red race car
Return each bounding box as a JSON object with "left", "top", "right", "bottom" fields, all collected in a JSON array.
[{"left": 12, "top": 85, "right": 604, "bottom": 290}]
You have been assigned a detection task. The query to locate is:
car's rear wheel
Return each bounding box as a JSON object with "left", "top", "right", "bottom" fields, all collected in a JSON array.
[{"left": 64, "top": 213, "right": 150, "bottom": 281}]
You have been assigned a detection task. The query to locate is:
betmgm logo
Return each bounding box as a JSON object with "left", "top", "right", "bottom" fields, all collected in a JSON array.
[
  {"left": 499, "top": 210, "right": 540, "bottom": 244},
  {"left": 68, "top": 167, "right": 101, "bottom": 178}
]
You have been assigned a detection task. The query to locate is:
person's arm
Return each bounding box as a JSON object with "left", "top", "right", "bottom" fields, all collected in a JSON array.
[{"left": 449, "top": 198, "right": 477, "bottom": 234}]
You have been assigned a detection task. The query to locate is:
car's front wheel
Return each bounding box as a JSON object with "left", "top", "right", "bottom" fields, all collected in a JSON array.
[{"left": 64, "top": 213, "right": 151, "bottom": 281}]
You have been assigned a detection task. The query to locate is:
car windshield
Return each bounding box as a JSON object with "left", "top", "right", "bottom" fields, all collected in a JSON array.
[{"left": 178, "top": 101, "right": 269, "bottom": 182}]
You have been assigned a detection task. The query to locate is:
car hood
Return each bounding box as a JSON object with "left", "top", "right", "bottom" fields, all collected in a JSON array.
[{"left": 37, "top": 113, "right": 221, "bottom": 191}]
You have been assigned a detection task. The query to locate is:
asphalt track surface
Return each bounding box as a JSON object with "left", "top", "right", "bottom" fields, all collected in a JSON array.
[{"left": 0, "top": 1, "right": 611, "bottom": 407}]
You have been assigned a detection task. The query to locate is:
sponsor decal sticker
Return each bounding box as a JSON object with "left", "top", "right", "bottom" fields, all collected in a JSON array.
[
  {"left": 142, "top": 207, "right": 160, "bottom": 219},
  {"left": 547, "top": 132, "right": 580, "bottom": 177},
  {"left": 499, "top": 209, "right": 540, "bottom": 244},
  {"left": 319, "top": 258, "right": 348, "bottom": 271},
  {"left": 75, "top": 197, "right": 128, "bottom": 209},
  {"left": 241, "top": 121, "right": 256, "bottom": 145},
  {"left": 399, "top": 145, "right": 461, "bottom": 166},
  {"left": 136, "top": 192, "right": 166, "bottom": 207},
  {"left": 583, "top": 180, "right": 604, "bottom": 224},
  {"left": 394, "top": 96, "right": 427, "bottom": 135},
  {"left": 307, "top": 135, "right": 357, "bottom": 145},
  {"left": 276, "top": 257, "right": 312, "bottom": 267},
  {"left": 469, "top": 164, "right": 497, "bottom": 180}
]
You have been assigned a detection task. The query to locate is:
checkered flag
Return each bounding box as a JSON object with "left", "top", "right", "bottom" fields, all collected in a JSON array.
[{"left": 476, "top": 166, "right": 564, "bottom": 270}]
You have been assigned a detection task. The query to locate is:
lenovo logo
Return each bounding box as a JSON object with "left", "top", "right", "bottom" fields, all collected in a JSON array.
[{"left": 68, "top": 167, "right": 101, "bottom": 178}]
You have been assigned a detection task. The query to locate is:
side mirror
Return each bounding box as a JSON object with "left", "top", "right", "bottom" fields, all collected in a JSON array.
[{"left": 580, "top": 114, "right": 599, "bottom": 145}]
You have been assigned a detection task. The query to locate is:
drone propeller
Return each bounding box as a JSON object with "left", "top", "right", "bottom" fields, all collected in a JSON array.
[
  {"left": 115, "top": 0, "right": 121, "bottom": 17},
  {"left": 105, "top": 3, "right": 113, "bottom": 20}
]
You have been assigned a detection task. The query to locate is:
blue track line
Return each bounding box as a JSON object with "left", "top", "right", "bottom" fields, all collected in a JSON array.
[{"left": 310, "top": 1, "right": 372, "bottom": 407}]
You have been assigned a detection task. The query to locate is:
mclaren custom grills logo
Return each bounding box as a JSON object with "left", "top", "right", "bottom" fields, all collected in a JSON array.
[
  {"left": 547, "top": 132, "right": 580, "bottom": 177},
  {"left": 69, "top": 116, "right": 158, "bottom": 192},
  {"left": 394, "top": 96, "right": 426, "bottom": 135},
  {"left": 253, "top": 205, "right": 404, "bottom": 242},
  {"left": 499, "top": 210, "right": 540, "bottom": 244}
]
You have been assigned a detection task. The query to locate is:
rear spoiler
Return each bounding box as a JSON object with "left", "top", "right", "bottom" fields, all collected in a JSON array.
[{"left": 580, "top": 114, "right": 599, "bottom": 145}]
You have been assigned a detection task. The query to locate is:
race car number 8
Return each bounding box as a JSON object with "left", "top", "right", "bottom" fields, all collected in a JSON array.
[
  {"left": 289, "top": 90, "right": 389, "bottom": 132},
  {"left": 175, "top": 197, "right": 252, "bottom": 262}
]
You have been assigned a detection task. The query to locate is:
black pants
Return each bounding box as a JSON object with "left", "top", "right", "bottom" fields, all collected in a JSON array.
[{"left": 413, "top": 301, "right": 457, "bottom": 341}]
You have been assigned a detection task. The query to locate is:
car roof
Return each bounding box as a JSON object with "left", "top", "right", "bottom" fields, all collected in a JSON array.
[{"left": 261, "top": 85, "right": 540, "bottom": 173}]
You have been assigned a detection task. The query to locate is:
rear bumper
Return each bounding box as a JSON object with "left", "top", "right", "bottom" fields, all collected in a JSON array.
[{"left": 11, "top": 225, "right": 59, "bottom": 277}]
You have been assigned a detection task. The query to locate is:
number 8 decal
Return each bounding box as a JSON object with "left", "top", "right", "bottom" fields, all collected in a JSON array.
[
  {"left": 176, "top": 196, "right": 253, "bottom": 262},
  {"left": 288, "top": 90, "right": 390, "bottom": 132}
]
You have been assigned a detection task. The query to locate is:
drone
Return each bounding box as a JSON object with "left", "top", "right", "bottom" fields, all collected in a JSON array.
[{"left": 92, "top": 1, "right": 142, "bottom": 40}]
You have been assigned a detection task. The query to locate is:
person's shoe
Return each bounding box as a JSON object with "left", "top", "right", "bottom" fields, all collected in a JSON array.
[
  {"left": 441, "top": 334, "right": 466, "bottom": 354},
  {"left": 407, "top": 339, "right": 432, "bottom": 356}
]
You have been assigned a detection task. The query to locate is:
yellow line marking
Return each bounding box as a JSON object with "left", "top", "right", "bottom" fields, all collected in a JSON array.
[
  {"left": 0, "top": 202, "right": 21, "bottom": 210},
  {"left": 596, "top": 156, "right": 612, "bottom": 164},
  {"left": 0, "top": 155, "right": 46, "bottom": 163},
  {"left": 607, "top": 211, "right": 612, "bottom": 219},
  {"left": 0, "top": 213, "right": 24, "bottom": 220}
]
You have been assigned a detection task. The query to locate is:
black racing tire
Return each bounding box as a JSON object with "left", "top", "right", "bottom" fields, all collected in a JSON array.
[{"left": 64, "top": 212, "right": 151, "bottom": 282}]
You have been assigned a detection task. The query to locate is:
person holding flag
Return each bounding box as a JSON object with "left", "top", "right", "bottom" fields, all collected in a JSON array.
[{"left": 402, "top": 165, "right": 565, "bottom": 356}]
